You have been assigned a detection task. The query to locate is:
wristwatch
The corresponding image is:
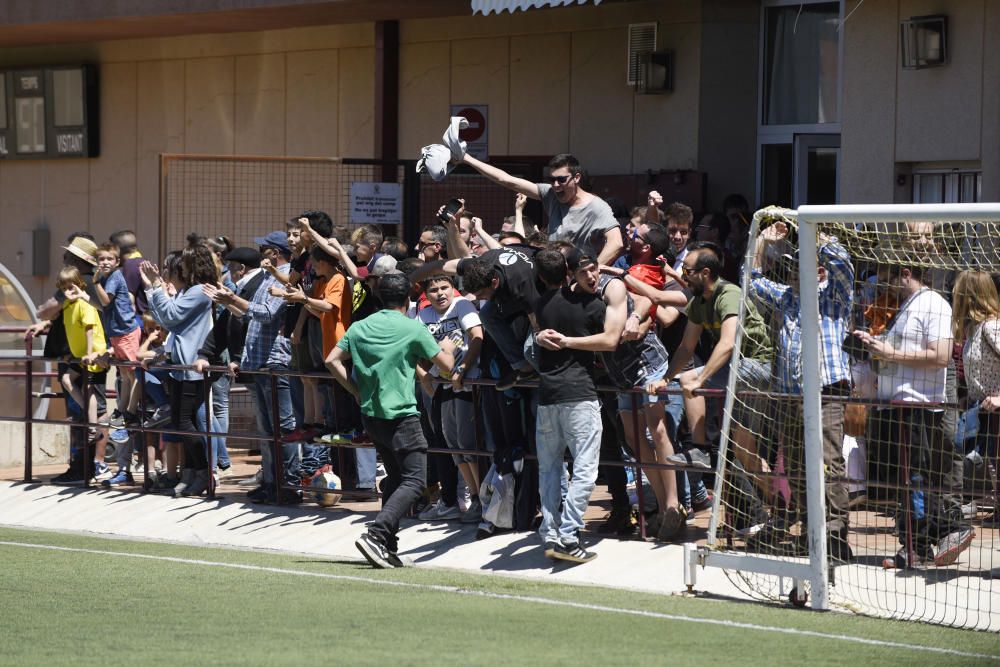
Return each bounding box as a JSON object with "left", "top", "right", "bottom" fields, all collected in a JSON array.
[{"left": 452, "top": 363, "right": 466, "bottom": 379}]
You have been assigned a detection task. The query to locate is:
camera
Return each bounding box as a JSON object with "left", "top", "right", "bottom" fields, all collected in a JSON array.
[{"left": 437, "top": 198, "right": 463, "bottom": 224}]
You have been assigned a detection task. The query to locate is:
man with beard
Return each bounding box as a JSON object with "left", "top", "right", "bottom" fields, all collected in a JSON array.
[{"left": 648, "top": 242, "right": 772, "bottom": 473}]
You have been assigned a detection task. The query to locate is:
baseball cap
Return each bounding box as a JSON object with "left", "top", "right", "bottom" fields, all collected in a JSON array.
[
  {"left": 370, "top": 255, "right": 398, "bottom": 277},
  {"left": 252, "top": 231, "right": 290, "bottom": 255},
  {"left": 565, "top": 248, "right": 596, "bottom": 273},
  {"left": 224, "top": 247, "right": 262, "bottom": 267}
]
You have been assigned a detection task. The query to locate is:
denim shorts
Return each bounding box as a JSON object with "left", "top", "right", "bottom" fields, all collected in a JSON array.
[{"left": 616, "top": 363, "right": 668, "bottom": 412}]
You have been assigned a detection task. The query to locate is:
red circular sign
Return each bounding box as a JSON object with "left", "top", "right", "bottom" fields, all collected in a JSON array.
[{"left": 456, "top": 107, "right": 486, "bottom": 143}]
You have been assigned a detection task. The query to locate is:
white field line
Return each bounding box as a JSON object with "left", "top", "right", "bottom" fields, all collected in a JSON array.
[{"left": 1, "top": 539, "right": 997, "bottom": 662}]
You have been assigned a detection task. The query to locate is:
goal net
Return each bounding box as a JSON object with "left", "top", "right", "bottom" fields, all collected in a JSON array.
[{"left": 700, "top": 203, "right": 1000, "bottom": 631}]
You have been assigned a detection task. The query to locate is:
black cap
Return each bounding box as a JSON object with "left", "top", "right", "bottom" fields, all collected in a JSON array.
[
  {"left": 224, "top": 247, "right": 262, "bottom": 267},
  {"left": 565, "top": 247, "right": 596, "bottom": 273}
]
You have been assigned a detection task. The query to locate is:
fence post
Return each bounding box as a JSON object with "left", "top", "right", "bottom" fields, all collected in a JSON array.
[
  {"left": 136, "top": 366, "right": 149, "bottom": 492},
  {"left": 24, "top": 336, "right": 33, "bottom": 483},
  {"left": 630, "top": 391, "right": 647, "bottom": 540},
  {"left": 82, "top": 364, "right": 92, "bottom": 487},
  {"left": 270, "top": 369, "right": 284, "bottom": 505},
  {"left": 203, "top": 369, "right": 215, "bottom": 499}
]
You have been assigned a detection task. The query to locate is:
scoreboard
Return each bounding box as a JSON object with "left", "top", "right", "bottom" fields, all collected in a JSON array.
[{"left": 0, "top": 65, "right": 99, "bottom": 159}]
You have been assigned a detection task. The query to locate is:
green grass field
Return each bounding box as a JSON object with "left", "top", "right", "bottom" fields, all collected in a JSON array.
[{"left": 0, "top": 526, "right": 996, "bottom": 666}]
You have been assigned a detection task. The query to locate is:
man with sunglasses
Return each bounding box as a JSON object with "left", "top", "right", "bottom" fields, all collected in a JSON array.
[{"left": 454, "top": 152, "right": 623, "bottom": 265}]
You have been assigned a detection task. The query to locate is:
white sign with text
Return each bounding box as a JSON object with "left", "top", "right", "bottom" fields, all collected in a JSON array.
[{"left": 350, "top": 182, "right": 402, "bottom": 225}]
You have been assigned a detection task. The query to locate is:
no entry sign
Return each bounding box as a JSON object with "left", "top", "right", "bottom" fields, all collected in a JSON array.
[{"left": 450, "top": 104, "right": 488, "bottom": 160}]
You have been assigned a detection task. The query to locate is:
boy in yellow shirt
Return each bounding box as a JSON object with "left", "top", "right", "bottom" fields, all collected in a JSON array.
[{"left": 57, "top": 266, "right": 111, "bottom": 477}]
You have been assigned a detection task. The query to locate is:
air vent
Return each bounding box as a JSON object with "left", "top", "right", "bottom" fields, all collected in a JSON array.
[{"left": 627, "top": 22, "right": 657, "bottom": 85}]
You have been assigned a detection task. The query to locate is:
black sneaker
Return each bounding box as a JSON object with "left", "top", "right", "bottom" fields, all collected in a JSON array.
[
  {"left": 51, "top": 467, "right": 86, "bottom": 485},
  {"left": 552, "top": 542, "right": 597, "bottom": 564},
  {"left": 543, "top": 540, "right": 559, "bottom": 559},
  {"left": 247, "top": 485, "right": 275, "bottom": 504},
  {"left": 355, "top": 532, "right": 396, "bottom": 569},
  {"left": 109, "top": 410, "right": 126, "bottom": 429},
  {"left": 143, "top": 405, "right": 171, "bottom": 429},
  {"left": 496, "top": 367, "right": 538, "bottom": 392},
  {"left": 885, "top": 544, "right": 935, "bottom": 569},
  {"left": 934, "top": 528, "right": 975, "bottom": 566},
  {"left": 665, "top": 447, "right": 713, "bottom": 470},
  {"left": 598, "top": 506, "right": 635, "bottom": 536}
]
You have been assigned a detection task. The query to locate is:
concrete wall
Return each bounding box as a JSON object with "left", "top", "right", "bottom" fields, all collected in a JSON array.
[
  {"left": 0, "top": 0, "right": 703, "bottom": 309},
  {"left": 841, "top": 0, "right": 996, "bottom": 203},
  {"left": 697, "top": 0, "right": 758, "bottom": 210}
]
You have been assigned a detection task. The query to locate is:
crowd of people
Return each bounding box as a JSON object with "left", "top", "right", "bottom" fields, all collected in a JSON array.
[{"left": 24, "top": 149, "right": 999, "bottom": 570}]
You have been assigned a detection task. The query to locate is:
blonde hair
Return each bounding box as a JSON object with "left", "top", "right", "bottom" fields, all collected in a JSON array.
[
  {"left": 951, "top": 270, "right": 1000, "bottom": 342},
  {"left": 56, "top": 266, "right": 86, "bottom": 291}
]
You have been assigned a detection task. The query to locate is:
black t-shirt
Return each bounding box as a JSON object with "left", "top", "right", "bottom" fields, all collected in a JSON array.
[
  {"left": 457, "top": 246, "right": 540, "bottom": 318},
  {"left": 284, "top": 250, "right": 314, "bottom": 336},
  {"left": 535, "top": 286, "right": 606, "bottom": 405}
]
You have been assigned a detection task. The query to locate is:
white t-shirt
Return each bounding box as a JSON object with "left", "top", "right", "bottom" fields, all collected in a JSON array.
[
  {"left": 876, "top": 288, "right": 952, "bottom": 404},
  {"left": 417, "top": 297, "right": 482, "bottom": 383}
]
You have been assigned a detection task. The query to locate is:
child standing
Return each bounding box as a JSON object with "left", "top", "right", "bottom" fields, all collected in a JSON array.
[
  {"left": 93, "top": 243, "right": 141, "bottom": 428},
  {"left": 57, "top": 265, "right": 111, "bottom": 479}
]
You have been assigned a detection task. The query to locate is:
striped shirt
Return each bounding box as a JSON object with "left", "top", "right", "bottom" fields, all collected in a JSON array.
[
  {"left": 750, "top": 240, "right": 854, "bottom": 393},
  {"left": 240, "top": 263, "right": 291, "bottom": 371}
]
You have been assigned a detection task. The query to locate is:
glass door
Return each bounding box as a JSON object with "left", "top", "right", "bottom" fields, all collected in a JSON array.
[{"left": 793, "top": 134, "right": 840, "bottom": 206}]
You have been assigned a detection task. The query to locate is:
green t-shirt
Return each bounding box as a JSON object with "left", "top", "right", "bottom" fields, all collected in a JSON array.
[
  {"left": 336, "top": 309, "right": 442, "bottom": 420},
  {"left": 685, "top": 280, "right": 772, "bottom": 362}
]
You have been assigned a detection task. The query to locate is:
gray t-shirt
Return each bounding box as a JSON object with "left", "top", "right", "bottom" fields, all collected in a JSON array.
[{"left": 536, "top": 183, "right": 618, "bottom": 255}]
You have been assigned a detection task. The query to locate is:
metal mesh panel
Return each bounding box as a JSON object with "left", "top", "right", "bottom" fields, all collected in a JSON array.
[
  {"left": 709, "top": 205, "right": 1000, "bottom": 630},
  {"left": 160, "top": 155, "right": 408, "bottom": 256}
]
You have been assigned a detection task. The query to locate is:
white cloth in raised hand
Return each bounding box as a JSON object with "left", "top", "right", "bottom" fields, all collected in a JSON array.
[
  {"left": 443, "top": 116, "right": 469, "bottom": 161},
  {"left": 416, "top": 144, "right": 452, "bottom": 181}
]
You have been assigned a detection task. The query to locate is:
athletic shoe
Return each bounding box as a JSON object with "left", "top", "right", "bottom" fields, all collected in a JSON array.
[
  {"left": 418, "top": 499, "right": 462, "bottom": 521},
  {"left": 351, "top": 431, "right": 373, "bottom": 445},
  {"left": 153, "top": 475, "right": 179, "bottom": 492},
  {"left": 216, "top": 463, "right": 232, "bottom": 479},
  {"left": 92, "top": 462, "right": 112, "bottom": 480},
  {"left": 172, "top": 468, "right": 195, "bottom": 497},
  {"left": 143, "top": 405, "right": 171, "bottom": 429},
  {"left": 108, "top": 428, "right": 131, "bottom": 445},
  {"left": 315, "top": 430, "right": 359, "bottom": 445},
  {"left": 665, "top": 447, "right": 713, "bottom": 470},
  {"left": 460, "top": 497, "right": 483, "bottom": 524},
  {"left": 238, "top": 468, "right": 264, "bottom": 486},
  {"left": 543, "top": 540, "right": 559, "bottom": 559},
  {"left": 961, "top": 501, "right": 978, "bottom": 520},
  {"left": 657, "top": 505, "right": 686, "bottom": 542},
  {"left": 552, "top": 541, "right": 597, "bottom": 564},
  {"left": 280, "top": 428, "right": 310, "bottom": 443},
  {"left": 886, "top": 544, "right": 935, "bottom": 569},
  {"left": 934, "top": 528, "right": 975, "bottom": 566},
  {"left": 182, "top": 469, "right": 211, "bottom": 497},
  {"left": 355, "top": 532, "right": 396, "bottom": 569},
  {"left": 598, "top": 506, "right": 635, "bottom": 535},
  {"left": 51, "top": 467, "right": 86, "bottom": 485},
  {"left": 691, "top": 492, "right": 714, "bottom": 513},
  {"left": 247, "top": 485, "right": 275, "bottom": 504},
  {"left": 457, "top": 476, "right": 472, "bottom": 513},
  {"left": 109, "top": 410, "right": 126, "bottom": 429},
  {"left": 101, "top": 469, "right": 133, "bottom": 487},
  {"left": 496, "top": 368, "right": 538, "bottom": 392}
]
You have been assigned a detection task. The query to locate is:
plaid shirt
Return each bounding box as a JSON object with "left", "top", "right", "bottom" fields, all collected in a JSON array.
[
  {"left": 750, "top": 240, "right": 854, "bottom": 393},
  {"left": 240, "top": 264, "right": 291, "bottom": 371}
]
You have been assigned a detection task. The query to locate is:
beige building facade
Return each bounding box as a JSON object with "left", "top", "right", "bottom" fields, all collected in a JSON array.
[{"left": 0, "top": 0, "right": 995, "bottom": 311}]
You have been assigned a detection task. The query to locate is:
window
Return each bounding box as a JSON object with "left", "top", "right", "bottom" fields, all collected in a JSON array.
[
  {"left": 912, "top": 170, "right": 982, "bottom": 203},
  {"left": 763, "top": 2, "right": 840, "bottom": 125}
]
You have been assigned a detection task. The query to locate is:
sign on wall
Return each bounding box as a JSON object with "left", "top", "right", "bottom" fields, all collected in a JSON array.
[
  {"left": 350, "top": 182, "right": 402, "bottom": 225},
  {"left": 450, "top": 104, "right": 488, "bottom": 161}
]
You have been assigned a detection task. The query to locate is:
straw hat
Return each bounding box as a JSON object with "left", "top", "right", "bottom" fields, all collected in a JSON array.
[{"left": 62, "top": 237, "right": 99, "bottom": 266}]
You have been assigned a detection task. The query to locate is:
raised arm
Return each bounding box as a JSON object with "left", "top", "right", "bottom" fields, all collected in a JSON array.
[{"left": 458, "top": 154, "right": 540, "bottom": 200}]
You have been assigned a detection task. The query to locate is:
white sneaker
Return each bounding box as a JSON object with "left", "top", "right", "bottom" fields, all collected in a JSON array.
[
  {"left": 418, "top": 499, "right": 462, "bottom": 521},
  {"left": 238, "top": 468, "right": 263, "bottom": 486},
  {"left": 457, "top": 477, "right": 472, "bottom": 513}
]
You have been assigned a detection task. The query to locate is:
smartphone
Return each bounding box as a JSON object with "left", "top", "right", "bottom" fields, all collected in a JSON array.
[{"left": 437, "top": 198, "right": 463, "bottom": 224}]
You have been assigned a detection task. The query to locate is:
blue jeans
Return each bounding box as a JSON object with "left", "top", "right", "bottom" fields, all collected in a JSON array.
[
  {"left": 536, "top": 400, "right": 602, "bottom": 545},
  {"left": 479, "top": 302, "right": 536, "bottom": 372},
  {"left": 199, "top": 373, "right": 231, "bottom": 468},
  {"left": 251, "top": 371, "right": 299, "bottom": 487}
]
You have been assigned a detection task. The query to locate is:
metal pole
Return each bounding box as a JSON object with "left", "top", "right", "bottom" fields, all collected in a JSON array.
[
  {"left": 796, "top": 213, "right": 830, "bottom": 610},
  {"left": 270, "top": 369, "right": 283, "bottom": 505},
  {"left": 82, "top": 364, "right": 92, "bottom": 488},
  {"left": 203, "top": 369, "right": 215, "bottom": 499},
  {"left": 137, "top": 366, "right": 149, "bottom": 492},
  {"left": 24, "top": 336, "right": 33, "bottom": 483},
  {"left": 630, "top": 392, "right": 647, "bottom": 540}
]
